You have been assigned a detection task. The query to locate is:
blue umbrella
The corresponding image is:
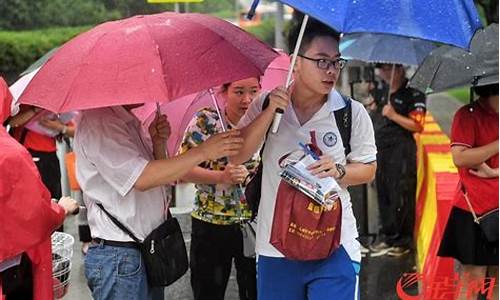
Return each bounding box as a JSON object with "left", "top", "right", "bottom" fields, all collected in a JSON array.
[
  {"left": 249, "top": 0, "right": 482, "bottom": 49},
  {"left": 339, "top": 32, "right": 437, "bottom": 66}
]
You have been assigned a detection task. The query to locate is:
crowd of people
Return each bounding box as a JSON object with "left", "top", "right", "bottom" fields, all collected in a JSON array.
[{"left": 0, "top": 12, "right": 497, "bottom": 300}]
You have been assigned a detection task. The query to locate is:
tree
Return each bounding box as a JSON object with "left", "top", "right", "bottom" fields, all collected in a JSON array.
[{"left": 475, "top": 0, "right": 498, "bottom": 24}]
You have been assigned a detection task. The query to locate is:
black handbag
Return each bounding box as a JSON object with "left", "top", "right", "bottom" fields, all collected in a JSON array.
[
  {"left": 462, "top": 187, "right": 499, "bottom": 242},
  {"left": 97, "top": 204, "right": 188, "bottom": 286}
]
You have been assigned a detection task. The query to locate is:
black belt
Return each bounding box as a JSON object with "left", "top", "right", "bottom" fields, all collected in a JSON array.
[{"left": 92, "top": 238, "right": 139, "bottom": 249}]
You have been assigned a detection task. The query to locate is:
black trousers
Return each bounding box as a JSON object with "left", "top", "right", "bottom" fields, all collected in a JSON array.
[
  {"left": 375, "top": 138, "right": 417, "bottom": 247},
  {"left": 28, "top": 149, "right": 62, "bottom": 200},
  {"left": 190, "top": 217, "right": 257, "bottom": 300},
  {"left": 1, "top": 253, "right": 33, "bottom": 300},
  {"left": 29, "top": 149, "right": 63, "bottom": 231}
]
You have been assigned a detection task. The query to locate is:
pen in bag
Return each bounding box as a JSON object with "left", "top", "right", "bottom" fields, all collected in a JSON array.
[{"left": 298, "top": 142, "right": 320, "bottom": 160}]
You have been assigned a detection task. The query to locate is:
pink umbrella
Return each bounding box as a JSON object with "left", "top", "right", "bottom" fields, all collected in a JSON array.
[
  {"left": 133, "top": 52, "right": 290, "bottom": 155},
  {"left": 261, "top": 50, "right": 290, "bottom": 91},
  {"left": 133, "top": 89, "right": 224, "bottom": 155},
  {"left": 18, "top": 12, "right": 278, "bottom": 113}
]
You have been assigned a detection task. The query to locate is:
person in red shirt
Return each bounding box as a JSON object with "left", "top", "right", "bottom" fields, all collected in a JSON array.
[
  {"left": 438, "top": 83, "right": 498, "bottom": 300},
  {"left": 0, "top": 77, "right": 79, "bottom": 300},
  {"left": 7, "top": 105, "right": 75, "bottom": 212}
]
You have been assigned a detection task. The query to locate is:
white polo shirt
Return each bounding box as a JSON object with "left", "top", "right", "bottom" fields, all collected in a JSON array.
[
  {"left": 75, "top": 106, "right": 170, "bottom": 242},
  {"left": 238, "top": 89, "right": 377, "bottom": 262}
]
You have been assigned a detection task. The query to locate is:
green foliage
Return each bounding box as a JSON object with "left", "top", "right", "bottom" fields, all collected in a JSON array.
[
  {"left": 447, "top": 87, "right": 471, "bottom": 104},
  {"left": 0, "top": 0, "right": 238, "bottom": 30},
  {"left": 0, "top": 27, "right": 89, "bottom": 79},
  {"left": 245, "top": 19, "right": 276, "bottom": 47},
  {"left": 0, "top": 0, "right": 118, "bottom": 30}
]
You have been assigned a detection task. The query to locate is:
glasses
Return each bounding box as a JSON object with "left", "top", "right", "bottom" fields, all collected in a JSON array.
[{"left": 298, "top": 54, "right": 347, "bottom": 70}]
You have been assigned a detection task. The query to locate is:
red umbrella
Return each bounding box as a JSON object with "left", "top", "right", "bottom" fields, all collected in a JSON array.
[
  {"left": 132, "top": 51, "right": 290, "bottom": 155},
  {"left": 19, "top": 12, "right": 278, "bottom": 113}
]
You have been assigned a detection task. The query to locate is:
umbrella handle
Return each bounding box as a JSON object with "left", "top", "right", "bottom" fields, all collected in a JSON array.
[{"left": 271, "top": 14, "right": 309, "bottom": 135}]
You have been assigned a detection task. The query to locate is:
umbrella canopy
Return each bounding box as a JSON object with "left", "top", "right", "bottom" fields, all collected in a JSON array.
[
  {"left": 134, "top": 90, "right": 221, "bottom": 156},
  {"left": 340, "top": 32, "right": 437, "bottom": 66},
  {"left": 133, "top": 51, "right": 291, "bottom": 155},
  {"left": 20, "top": 47, "right": 59, "bottom": 77},
  {"left": 409, "top": 24, "right": 499, "bottom": 93},
  {"left": 18, "top": 12, "right": 278, "bottom": 113},
  {"left": 250, "top": 0, "right": 482, "bottom": 49}
]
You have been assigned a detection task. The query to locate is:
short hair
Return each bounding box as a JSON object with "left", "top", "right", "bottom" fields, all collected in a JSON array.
[
  {"left": 221, "top": 77, "right": 261, "bottom": 93},
  {"left": 473, "top": 83, "right": 499, "bottom": 97},
  {"left": 287, "top": 12, "right": 341, "bottom": 54}
]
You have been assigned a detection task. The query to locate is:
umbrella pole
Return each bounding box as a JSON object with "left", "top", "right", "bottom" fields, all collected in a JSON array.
[
  {"left": 386, "top": 64, "right": 396, "bottom": 104},
  {"left": 209, "top": 87, "right": 246, "bottom": 218},
  {"left": 208, "top": 88, "right": 227, "bottom": 132},
  {"left": 285, "top": 14, "right": 309, "bottom": 88},
  {"left": 270, "top": 14, "right": 308, "bottom": 134}
]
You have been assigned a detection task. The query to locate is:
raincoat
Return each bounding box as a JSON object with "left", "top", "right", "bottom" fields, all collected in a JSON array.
[{"left": 0, "top": 77, "right": 65, "bottom": 300}]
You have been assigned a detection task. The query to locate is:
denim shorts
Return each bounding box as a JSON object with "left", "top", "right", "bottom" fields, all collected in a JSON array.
[{"left": 84, "top": 241, "right": 164, "bottom": 300}]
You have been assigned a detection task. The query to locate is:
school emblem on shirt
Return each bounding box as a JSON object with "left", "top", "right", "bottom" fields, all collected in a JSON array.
[{"left": 323, "top": 132, "right": 337, "bottom": 147}]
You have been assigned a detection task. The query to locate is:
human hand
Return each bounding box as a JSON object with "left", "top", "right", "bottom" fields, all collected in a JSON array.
[
  {"left": 469, "top": 163, "right": 499, "bottom": 178},
  {"left": 57, "top": 196, "right": 79, "bottom": 216},
  {"left": 149, "top": 114, "right": 171, "bottom": 146},
  {"left": 222, "top": 163, "right": 249, "bottom": 184},
  {"left": 266, "top": 86, "right": 290, "bottom": 114},
  {"left": 306, "top": 155, "right": 341, "bottom": 179},
  {"left": 39, "top": 117, "right": 65, "bottom": 132},
  {"left": 382, "top": 102, "right": 396, "bottom": 119},
  {"left": 198, "top": 130, "right": 243, "bottom": 161}
]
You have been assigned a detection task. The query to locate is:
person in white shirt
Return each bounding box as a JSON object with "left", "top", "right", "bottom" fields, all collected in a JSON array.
[
  {"left": 232, "top": 17, "right": 377, "bottom": 300},
  {"left": 74, "top": 104, "right": 243, "bottom": 300}
]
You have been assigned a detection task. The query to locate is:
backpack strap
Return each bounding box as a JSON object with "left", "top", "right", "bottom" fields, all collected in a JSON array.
[
  {"left": 260, "top": 93, "right": 272, "bottom": 154},
  {"left": 334, "top": 94, "right": 352, "bottom": 156}
]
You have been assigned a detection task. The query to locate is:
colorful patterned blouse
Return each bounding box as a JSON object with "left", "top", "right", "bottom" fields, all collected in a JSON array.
[{"left": 179, "top": 108, "right": 260, "bottom": 225}]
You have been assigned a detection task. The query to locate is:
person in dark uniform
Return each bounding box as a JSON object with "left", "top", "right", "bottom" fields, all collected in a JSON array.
[{"left": 366, "top": 64, "right": 426, "bottom": 257}]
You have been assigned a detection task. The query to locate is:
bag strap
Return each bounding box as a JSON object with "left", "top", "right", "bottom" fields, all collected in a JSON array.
[
  {"left": 96, "top": 203, "right": 142, "bottom": 243},
  {"left": 461, "top": 185, "right": 480, "bottom": 223},
  {"left": 334, "top": 94, "right": 352, "bottom": 156},
  {"left": 236, "top": 94, "right": 272, "bottom": 218}
]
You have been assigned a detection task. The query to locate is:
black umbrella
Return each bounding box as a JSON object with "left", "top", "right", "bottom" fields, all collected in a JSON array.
[{"left": 409, "top": 24, "right": 498, "bottom": 94}]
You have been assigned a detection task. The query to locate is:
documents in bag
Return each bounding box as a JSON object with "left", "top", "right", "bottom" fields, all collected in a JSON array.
[{"left": 280, "top": 153, "right": 342, "bottom": 209}]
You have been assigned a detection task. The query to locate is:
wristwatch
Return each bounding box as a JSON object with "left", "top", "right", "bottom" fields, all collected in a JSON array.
[{"left": 335, "top": 163, "right": 346, "bottom": 180}]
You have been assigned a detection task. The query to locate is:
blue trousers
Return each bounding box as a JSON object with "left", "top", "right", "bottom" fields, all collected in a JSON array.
[
  {"left": 257, "top": 246, "right": 360, "bottom": 300},
  {"left": 84, "top": 242, "right": 164, "bottom": 300}
]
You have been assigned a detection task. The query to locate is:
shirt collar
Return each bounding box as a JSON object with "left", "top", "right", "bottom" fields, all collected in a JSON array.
[
  {"left": 327, "top": 89, "right": 346, "bottom": 112},
  {"left": 110, "top": 106, "right": 139, "bottom": 124}
]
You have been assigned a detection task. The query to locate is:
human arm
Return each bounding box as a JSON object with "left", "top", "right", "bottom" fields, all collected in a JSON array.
[
  {"left": 450, "top": 105, "right": 499, "bottom": 168},
  {"left": 307, "top": 156, "right": 376, "bottom": 186},
  {"left": 231, "top": 87, "right": 291, "bottom": 164},
  {"left": 38, "top": 118, "right": 76, "bottom": 137},
  {"left": 7, "top": 105, "right": 40, "bottom": 128},
  {"left": 382, "top": 102, "right": 423, "bottom": 133},
  {"left": 306, "top": 100, "right": 378, "bottom": 186},
  {"left": 468, "top": 162, "right": 499, "bottom": 178},
  {"left": 451, "top": 142, "right": 499, "bottom": 168},
  {"left": 148, "top": 113, "right": 171, "bottom": 160},
  {"left": 134, "top": 132, "right": 243, "bottom": 190}
]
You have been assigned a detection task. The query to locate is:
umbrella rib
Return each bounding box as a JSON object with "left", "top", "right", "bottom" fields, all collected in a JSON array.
[
  {"left": 58, "top": 31, "right": 110, "bottom": 112},
  {"left": 191, "top": 17, "right": 263, "bottom": 74},
  {"left": 142, "top": 18, "right": 170, "bottom": 102}
]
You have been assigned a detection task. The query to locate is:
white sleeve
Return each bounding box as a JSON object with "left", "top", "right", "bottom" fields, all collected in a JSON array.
[
  {"left": 346, "top": 101, "right": 377, "bottom": 164},
  {"left": 77, "top": 112, "right": 149, "bottom": 197}
]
